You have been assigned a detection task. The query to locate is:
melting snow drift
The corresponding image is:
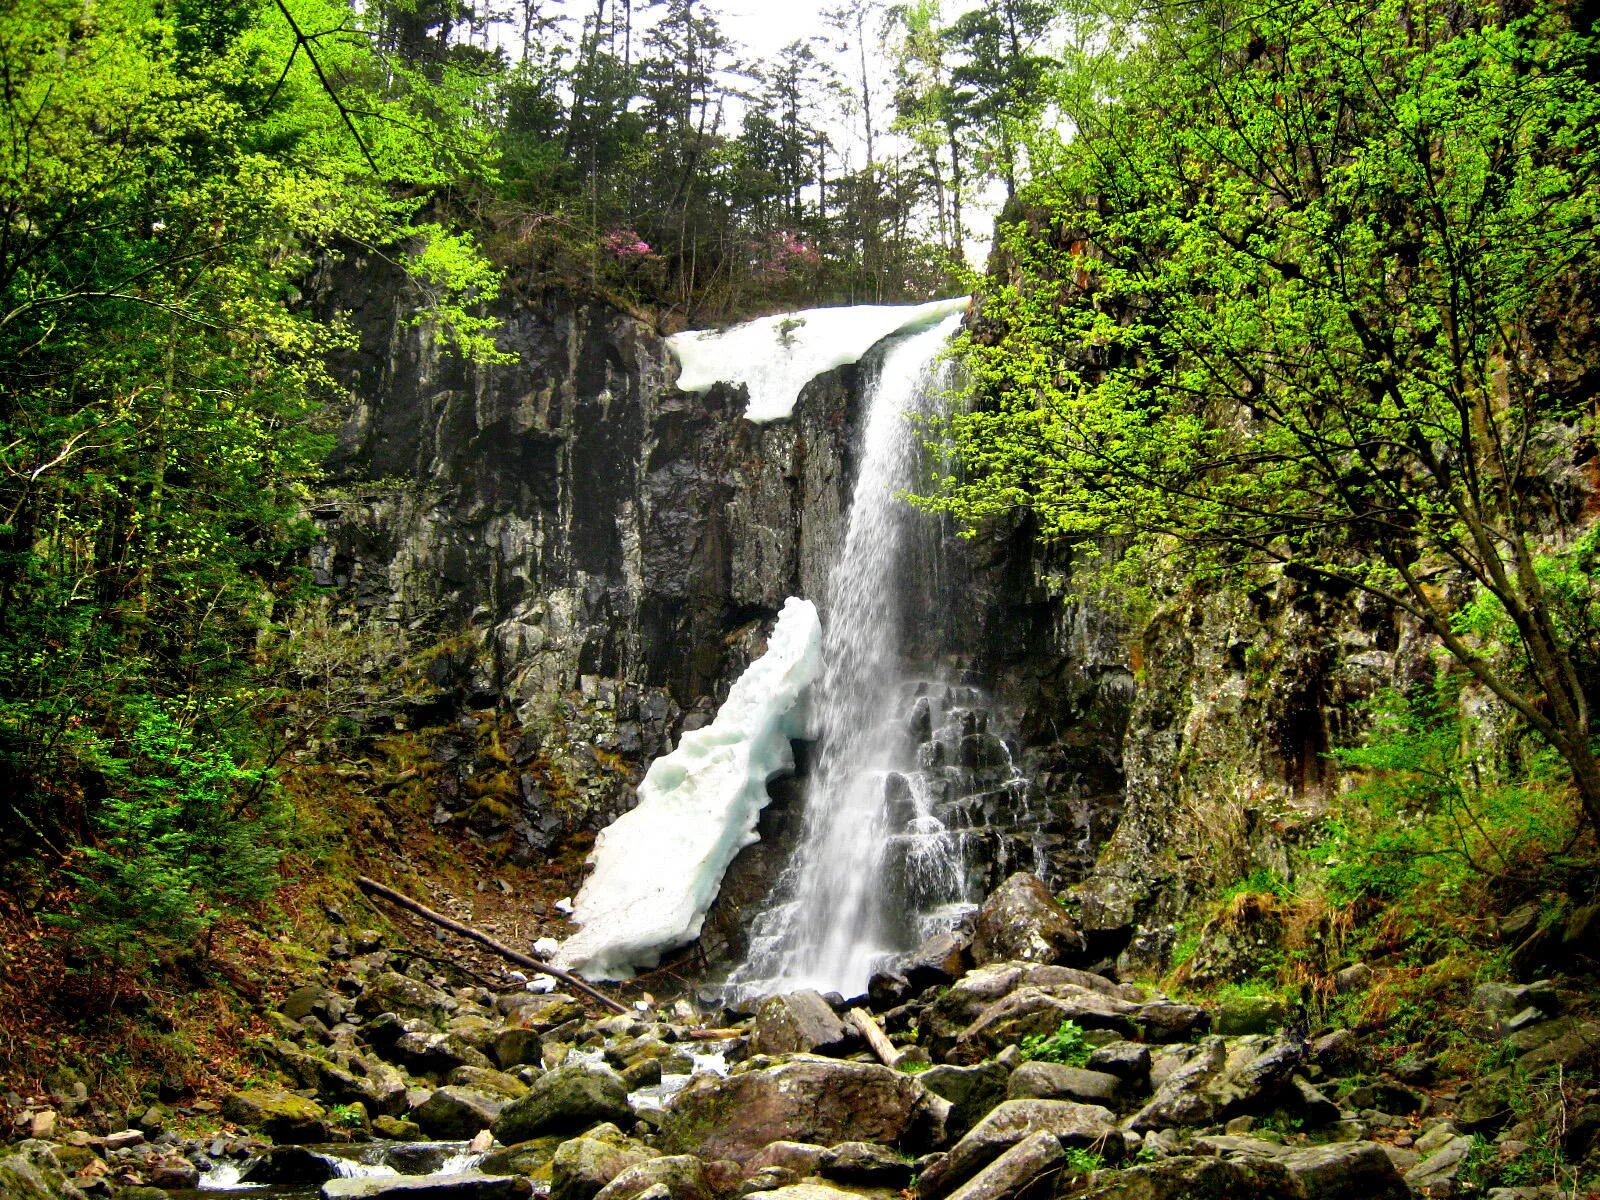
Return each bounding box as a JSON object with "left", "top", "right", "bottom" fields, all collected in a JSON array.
[
  {"left": 554, "top": 597, "right": 823, "bottom": 979},
  {"left": 668, "top": 297, "right": 969, "bottom": 423}
]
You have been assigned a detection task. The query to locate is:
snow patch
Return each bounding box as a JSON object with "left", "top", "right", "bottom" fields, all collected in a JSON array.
[
  {"left": 554, "top": 598, "right": 823, "bottom": 979},
  {"left": 668, "top": 297, "right": 968, "bottom": 422}
]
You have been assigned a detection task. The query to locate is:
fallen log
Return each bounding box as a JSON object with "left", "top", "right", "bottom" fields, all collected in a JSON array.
[
  {"left": 849, "top": 1006, "right": 903, "bottom": 1067},
  {"left": 355, "top": 875, "right": 629, "bottom": 1015}
]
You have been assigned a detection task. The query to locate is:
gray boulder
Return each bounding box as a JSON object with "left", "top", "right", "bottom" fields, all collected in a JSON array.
[
  {"left": 493, "top": 1068, "right": 632, "bottom": 1143},
  {"left": 1280, "top": 1142, "right": 1409, "bottom": 1200},
  {"left": 944, "top": 1131, "right": 1068, "bottom": 1200},
  {"left": 594, "top": 1156, "right": 713, "bottom": 1200},
  {"left": 916, "top": 1099, "right": 1119, "bottom": 1200},
  {"left": 1006, "top": 1062, "right": 1126, "bottom": 1107},
  {"left": 412, "top": 1087, "right": 504, "bottom": 1138},
  {"left": 1075, "top": 1156, "right": 1302, "bottom": 1199},
  {"left": 748, "top": 992, "right": 853, "bottom": 1057},
  {"left": 660, "top": 1058, "right": 949, "bottom": 1164},
  {"left": 919, "top": 1063, "right": 1011, "bottom": 1137},
  {"left": 549, "top": 1137, "right": 657, "bottom": 1200},
  {"left": 322, "top": 1174, "right": 531, "bottom": 1200},
  {"left": 971, "top": 875, "right": 1087, "bottom": 966}
]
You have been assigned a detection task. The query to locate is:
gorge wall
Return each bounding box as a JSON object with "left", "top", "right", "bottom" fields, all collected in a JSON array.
[{"left": 307, "top": 256, "right": 1415, "bottom": 975}]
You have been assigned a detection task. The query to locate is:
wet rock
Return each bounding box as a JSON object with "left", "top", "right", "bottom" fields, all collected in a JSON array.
[
  {"left": 372, "top": 1116, "right": 425, "bottom": 1140},
  {"left": 412, "top": 1087, "right": 505, "bottom": 1138},
  {"left": 549, "top": 1136, "right": 657, "bottom": 1200},
  {"left": 748, "top": 992, "right": 853, "bottom": 1057},
  {"left": 1279, "top": 1141, "right": 1409, "bottom": 1200},
  {"left": 594, "top": 1155, "right": 713, "bottom": 1200},
  {"left": 918, "top": 1063, "right": 1011, "bottom": 1138},
  {"left": 739, "top": 1187, "right": 861, "bottom": 1200},
  {"left": 819, "top": 1142, "right": 914, "bottom": 1188},
  {"left": 915, "top": 1099, "right": 1119, "bottom": 1200},
  {"left": 660, "top": 1058, "right": 949, "bottom": 1164},
  {"left": 1075, "top": 1156, "right": 1303, "bottom": 1199},
  {"left": 245, "top": 1147, "right": 344, "bottom": 1185},
  {"left": 1005, "top": 1062, "right": 1125, "bottom": 1107},
  {"left": 493, "top": 1068, "right": 633, "bottom": 1143},
  {"left": 322, "top": 1174, "right": 532, "bottom": 1200},
  {"left": 479, "top": 1136, "right": 566, "bottom": 1178},
  {"left": 221, "top": 1089, "right": 329, "bottom": 1143},
  {"left": 971, "top": 875, "right": 1087, "bottom": 966},
  {"left": 496, "top": 995, "right": 586, "bottom": 1030}
]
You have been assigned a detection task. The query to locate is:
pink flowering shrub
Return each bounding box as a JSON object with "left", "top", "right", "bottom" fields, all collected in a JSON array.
[{"left": 603, "top": 228, "right": 652, "bottom": 260}]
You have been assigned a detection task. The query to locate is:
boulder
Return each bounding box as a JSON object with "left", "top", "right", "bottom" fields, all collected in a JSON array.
[
  {"left": 1279, "top": 1142, "right": 1409, "bottom": 1200},
  {"left": 284, "top": 985, "right": 348, "bottom": 1025},
  {"left": 739, "top": 1188, "right": 861, "bottom": 1200},
  {"left": 493, "top": 1068, "right": 633, "bottom": 1143},
  {"left": 919, "top": 1062, "right": 1011, "bottom": 1137},
  {"left": 496, "top": 994, "right": 586, "bottom": 1030},
  {"left": 412, "top": 1087, "right": 505, "bottom": 1138},
  {"left": 322, "top": 1174, "right": 532, "bottom": 1200},
  {"left": 971, "top": 875, "right": 1087, "bottom": 966},
  {"left": 0, "top": 1144, "right": 87, "bottom": 1200},
  {"left": 358, "top": 972, "right": 456, "bottom": 1023},
  {"left": 925, "top": 963, "right": 1143, "bottom": 1042},
  {"left": 944, "top": 1131, "right": 1068, "bottom": 1200},
  {"left": 222, "top": 1089, "right": 329, "bottom": 1142},
  {"left": 1128, "top": 1036, "right": 1300, "bottom": 1132},
  {"left": 748, "top": 992, "right": 853, "bottom": 1057},
  {"left": 449, "top": 1067, "right": 531, "bottom": 1101},
  {"left": 745, "top": 1143, "right": 828, "bottom": 1177},
  {"left": 494, "top": 1029, "right": 545, "bottom": 1070},
  {"left": 1075, "top": 1156, "right": 1303, "bottom": 1199},
  {"left": 1005, "top": 1062, "right": 1125, "bottom": 1107},
  {"left": 594, "top": 1156, "right": 713, "bottom": 1200},
  {"left": 478, "top": 1136, "right": 567, "bottom": 1178},
  {"left": 660, "top": 1058, "right": 949, "bottom": 1164},
  {"left": 915, "top": 1099, "right": 1119, "bottom": 1200},
  {"left": 550, "top": 1137, "right": 657, "bottom": 1200},
  {"left": 1403, "top": 1135, "right": 1476, "bottom": 1197},
  {"left": 819, "top": 1142, "right": 914, "bottom": 1187},
  {"left": 1086, "top": 1043, "right": 1151, "bottom": 1082},
  {"left": 245, "top": 1147, "right": 344, "bottom": 1184},
  {"left": 1214, "top": 993, "right": 1289, "bottom": 1036}
]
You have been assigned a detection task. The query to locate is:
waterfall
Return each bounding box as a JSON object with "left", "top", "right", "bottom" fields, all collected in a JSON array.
[{"left": 727, "top": 311, "right": 984, "bottom": 1001}]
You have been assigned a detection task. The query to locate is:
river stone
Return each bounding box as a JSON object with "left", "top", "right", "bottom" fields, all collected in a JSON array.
[
  {"left": 659, "top": 1058, "right": 948, "bottom": 1164},
  {"left": 594, "top": 1155, "right": 714, "bottom": 1200},
  {"left": 820, "top": 1142, "right": 914, "bottom": 1187},
  {"left": 1279, "top": 1141, "right": 1410, "bottom": 1200},
  {"left": 322, "top": 1173, "right": 532, "bottom": 1200},
  {"left": 740, "top": 1188, "right": 862, "bottom": 1200},
  {"left": 222, "top": 1089, "right": 329, "bottom": 1143},
  {"left": 919, "top": 1062, "right": 1011, "bottom": 1137},
  {"left": 945, "top": 1130, "right": 1070, "bottom": 1200},
  {"left": 493, "top": 1068, "right": 632, "bottom": 1143},
  {"left": 479, "top": 1136, "right": 566, "bottom": 1178},
  {"left": 915, "top": 1099, "right": 1119, "bottom": 1200},
  {"left": 358, "top": 972, "right": 456, "bottom": 1023},
  {"left": 971, "top": 875, "right": 1088, "bottom": 966},
  {"left": 0, "top": 1144, "right": 87, "bottom": 1200},
  {"left": 412, "top": 1086, "right": 505, "bottom": 1138},
  {"left": 494, "top": 1028, "right": 545, "bottom": 1070},
  {"left": 1086, "top": 1043, "right": 1151, "bottom": 1082},
  {"left": 244, "top": 1147, "right": 344, "bottom": 1185},
  {"left": 745, "top": 1143, "right": 829, "bottom": 1176},
  {"left": 1006, "top": 1062, "right": 1125, "bottom": 1106},
  {"left": 1075, "top": 1156, "right": 1303, "bottom": 1199},
  {"left": 550, "top": 1137, "right": 658, "bottom": 1200},
  {"left": 449, "top": 1067, "right": 531, "bottom": 1101},
  {"left": 748, "top": 992, "right": 853, "bottom": 1057}
]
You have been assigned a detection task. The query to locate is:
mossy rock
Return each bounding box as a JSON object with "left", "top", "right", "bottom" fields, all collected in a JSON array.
[
  {"left": 1214, "top": 993, "right": 1289, "bottom": 1036},
  {"left": 222, "top": 1088, "right": 329, "bottom": 1143}
]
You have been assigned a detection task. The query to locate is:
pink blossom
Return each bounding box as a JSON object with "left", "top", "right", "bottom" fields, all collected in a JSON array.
[{"left": 603, "top": 229, "right": 652, "bottom": 260}]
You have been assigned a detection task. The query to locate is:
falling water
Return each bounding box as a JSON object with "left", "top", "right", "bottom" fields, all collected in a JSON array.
[{"left": 726, "top": 312, "right": 977, "bottom": 1000}]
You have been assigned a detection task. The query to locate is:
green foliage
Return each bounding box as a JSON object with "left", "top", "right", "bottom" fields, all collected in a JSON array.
[
  {"left": 0, "top": 0, "right": 504, "bottom": 964},
  {"left": 921, "top": 0, "right": 1600, "bottom": 828},
  {"left": 1320, "top": 682, "right": 1575, "bottom": 904},
  {"left": 1019, "top": 1019, "right": 1091, "bottom": 1066},
  {"left": 1061, "top": 1146, "right": 1103, "bottom": 1174}
]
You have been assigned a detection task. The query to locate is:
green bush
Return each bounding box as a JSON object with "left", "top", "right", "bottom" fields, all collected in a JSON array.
[{"left": 1020, "top": 1020, "right": 1091, "bottom": 1067}]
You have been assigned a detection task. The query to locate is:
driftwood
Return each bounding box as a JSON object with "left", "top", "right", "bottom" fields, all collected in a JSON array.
[
  {"left": 684, "top": 1027, "right": 747, "bottom": 1041},
  {"left": 355, "top": 875, "right": 629, "bottom": 1015},
  {"left": 849, "top": 1006, "right": 903, "bottom": 1067}
]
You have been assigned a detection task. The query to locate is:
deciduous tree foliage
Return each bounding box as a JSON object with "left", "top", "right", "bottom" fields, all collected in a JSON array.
[
  {"left": 0, "top": 0, "right": 502, "bottom": 963},
  {"left": 928, "top": 0, "right": 1600, "bottom": 837}
]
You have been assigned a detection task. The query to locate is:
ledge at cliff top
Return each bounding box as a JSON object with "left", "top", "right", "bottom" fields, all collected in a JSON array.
[
  {"left": 553, "top": 597, "right": 823, "bottom": 980},
  {"left": 667, "top": 296, "right": 969, "bottom": 423}
]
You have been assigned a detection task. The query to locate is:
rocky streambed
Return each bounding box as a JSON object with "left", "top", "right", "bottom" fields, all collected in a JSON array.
[{"left": 6, "top": 873, "right": 1591, "bottom": 1200}]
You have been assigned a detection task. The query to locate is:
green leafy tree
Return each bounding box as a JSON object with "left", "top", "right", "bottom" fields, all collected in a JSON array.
[{"left": 926, "top": 0, "right": 1600, "bottom": 838}]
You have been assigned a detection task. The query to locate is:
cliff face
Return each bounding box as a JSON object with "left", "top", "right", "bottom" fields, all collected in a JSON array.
[{"left": 307, "top": 261, "right": 1152, "bottom": 964}]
